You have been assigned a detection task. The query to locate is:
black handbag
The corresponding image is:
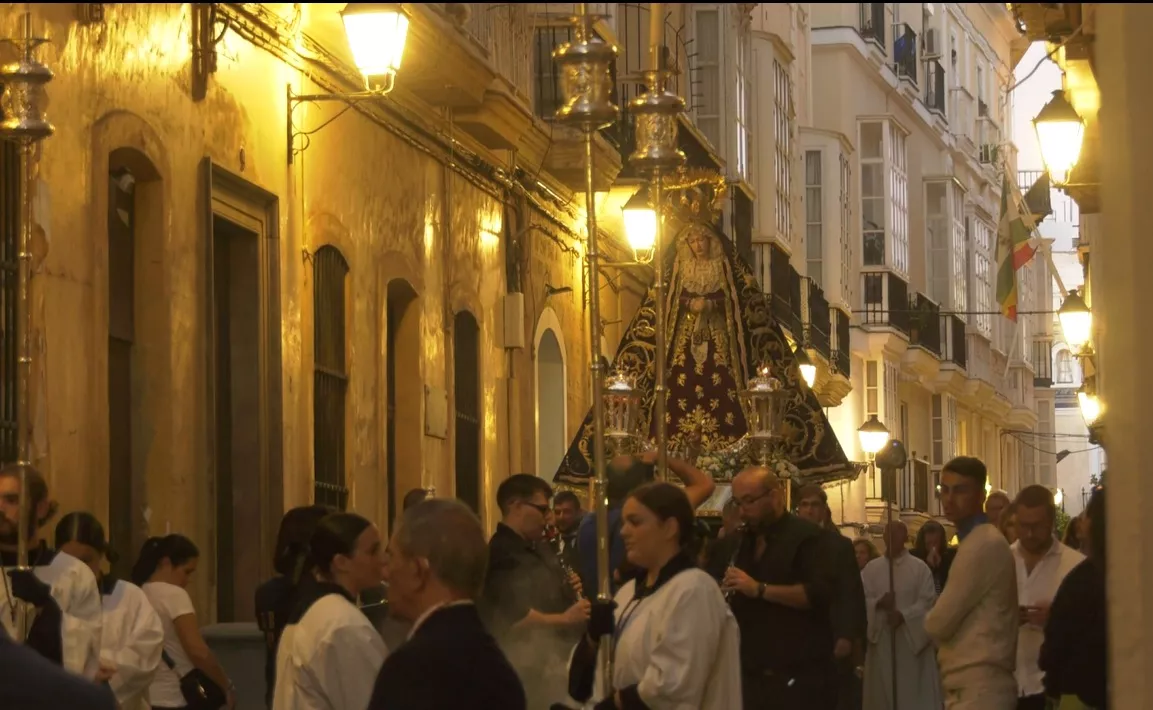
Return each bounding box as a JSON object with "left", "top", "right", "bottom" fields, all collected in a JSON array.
[{"left": 161, "top": 650, "right": 228, "bottom": 710}]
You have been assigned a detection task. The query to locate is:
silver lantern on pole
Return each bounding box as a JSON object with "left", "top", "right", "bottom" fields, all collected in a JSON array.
[
  {"left": 552, "top": 2, "right": 619, "bottom": 688},
  {"left": 740, "top": 367, "right": 791, "bottom": 506},
  {"left": 0, "top": 12, "right": 55, "bottom": 643},
  {"left": 603, "top": 371, "right": 641, "bottom": 453},
  {"left": 627, "top": 2, "right": 685, "bottom": 483}
]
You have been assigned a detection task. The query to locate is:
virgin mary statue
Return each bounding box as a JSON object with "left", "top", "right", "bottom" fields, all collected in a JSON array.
[{"left": 555, "top": 177, "right": 852, "bottom": 487}]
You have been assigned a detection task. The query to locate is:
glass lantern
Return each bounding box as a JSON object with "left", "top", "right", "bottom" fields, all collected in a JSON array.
[
  {"left": 604, "top": 371, "right": 641, "bottom": 448},
  {"left": 740, "top": 367, "right": 788, "bottom": 447}
]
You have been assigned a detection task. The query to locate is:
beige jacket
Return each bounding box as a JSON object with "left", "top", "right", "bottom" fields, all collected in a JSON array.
[{"left": 925, "top": 522, "right": 1018, "bottom": 687}]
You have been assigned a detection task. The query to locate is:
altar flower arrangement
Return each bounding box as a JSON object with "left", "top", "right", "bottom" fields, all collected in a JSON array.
[
  {"left": 766, "top": 449, "right": 800, "bottom": 481},
  {"left": 695, "top": 439, "right": 748, "bottom": 482}
]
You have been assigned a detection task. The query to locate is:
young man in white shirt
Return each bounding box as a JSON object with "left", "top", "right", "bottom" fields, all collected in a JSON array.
[
  {"left": 1010, "top": 485, "right": 1084, "bottom": 710},
  {"left": 925, "top": 456, "right": 1018, "bottom": 710}
]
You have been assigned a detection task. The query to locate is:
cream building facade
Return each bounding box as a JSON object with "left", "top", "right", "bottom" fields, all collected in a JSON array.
[{"left": 796, "top": 2, "right": 1057, "bottom": 535}]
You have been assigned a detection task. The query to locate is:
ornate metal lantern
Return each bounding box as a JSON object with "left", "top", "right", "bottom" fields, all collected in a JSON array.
[
  {"left": 552, "top": 11, "right": 618, "bottom": 129},
  {"left": 603, "top": 371, "right": 641, "bottom": 449},
  {"left": 629, "top": 68, "right": 685, "bottom": 174},
  {"left": 740, "top": 368, "right": 788, "bottom": 458},
  {"left": 0, "top": 16, "right": 55, "bottom": 144}
]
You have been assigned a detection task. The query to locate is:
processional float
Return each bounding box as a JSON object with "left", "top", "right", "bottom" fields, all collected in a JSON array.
[{"left": 0, "top": 13, "right": 55, "bottom": 644}]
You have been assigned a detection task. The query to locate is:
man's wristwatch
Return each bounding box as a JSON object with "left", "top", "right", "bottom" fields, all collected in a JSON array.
[{"left": 756, "top": 582, "right": 767, "bottom": 599}]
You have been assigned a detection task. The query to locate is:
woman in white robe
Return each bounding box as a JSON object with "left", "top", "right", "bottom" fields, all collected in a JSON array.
[
  {"left": 567, "top": 482, "right": 742, "bottom": 710},
  {"left": 861, "top": 522, "right": 943, "bottom": 710},
  {"left": 273, "top": 512, "right": 389, "bottom": 710}
]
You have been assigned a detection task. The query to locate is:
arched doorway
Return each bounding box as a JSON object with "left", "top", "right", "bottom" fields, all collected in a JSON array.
[
  {"left": 453, "top": 311, "right": 480, "bottom": 512},
  {"left": 535, "top": 328, "right": 566, "bottom": 480},
  {"left": 386, "top": 279, "right": 420, "bottom": 533}
]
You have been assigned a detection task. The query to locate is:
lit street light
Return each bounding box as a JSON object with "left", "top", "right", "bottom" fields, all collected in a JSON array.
[
  {"left": 1033, "top": 89, "right": 1085, "bottom": 187},
  {"left": 857, "top": 415, "right": 890, "bottom": 456},
  {"left": 341, "top": 3, "right": 411, "bottom": 90},
  {"left": 622, "top": 187, "right": 657, "bottom": 260},
  {"left": 1057, "top": 289, "right": 1092, "bottom": 354},
  {"left": 793, "top": 347, "right": 817, "bottom": 389}
]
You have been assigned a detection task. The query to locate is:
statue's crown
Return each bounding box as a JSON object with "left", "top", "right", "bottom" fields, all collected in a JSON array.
[{"left": 665, "top": 168, "right": 728, "bottom": 227}]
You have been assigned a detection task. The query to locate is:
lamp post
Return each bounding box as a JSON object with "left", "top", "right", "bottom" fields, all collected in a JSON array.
[
  {"left": 0, "top": 12, "right": 55, "bottom": 643},
  {"left": 552, "top": 2, "right": 619, "bottom": 687},
  {"left": 1033, "top": 89, "right": 1085, "bottom": 187},
  {"left": 874, "top": 437, "right": 908, "bottom": 710},
  {"left": 1057, "top": 289, "right": 1092, "bottom": 354},
  {"left": 286, "top": 3, "right": 411, "bottom": 163},
  {"left": 627, "top": 1, "right": 685, "bottom": 482}
]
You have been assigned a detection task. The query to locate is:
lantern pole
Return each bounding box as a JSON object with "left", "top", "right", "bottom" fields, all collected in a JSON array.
[
  {"left": 0, "top": 14, "right": 54, "bottom": 624},
  {"left": 553, "top": 3, "right": 620, "bottom": 689},
  {"left": 628, "top": 3, "right": 685, "bottom": 481}
]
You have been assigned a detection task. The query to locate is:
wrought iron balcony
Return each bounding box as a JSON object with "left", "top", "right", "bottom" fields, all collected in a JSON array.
[
  {"left": 859, "top": 3, "right": 886, "bottom": 49},
  {"left": 769, "top": 244, "right": 803, "bottom": 339},
  {"left": 924, "top": 59, "right": 945, "bottom": 116},
  {"left": 806, "top": 279, "right": 832, "bottom": 362},
  {"left": 892, "top": 23, "right": 918, "bottom": 84},
  {"left": 908, "top": 293, "right": 941, "bottom": 357},
  {"left": 1032, "top": 337, "right": 1053, "bottom": 387},
  {"left": 941, "top": 314, "right": 967, "bottom": 370},
  {"left": 901, "top": 459, "right": 933, "bottom": 514},
  {"left": 860, "top": 271, "right": 911, "bottom": 335}
]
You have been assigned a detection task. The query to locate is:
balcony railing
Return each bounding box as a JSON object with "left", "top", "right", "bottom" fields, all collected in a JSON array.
[
  {"left": 770, "top": 244, "right": 803, "bottom": 338},
  {"left": 832, "top": 308, "right": 852, "bottom": 377},
  {"left": 1032, "top": 337, "right": 1053, "bottom": 387},
  {"left": 901, "top": 459, "right": 933, "bottom": 513},
  {"left": 924, "top": 59, "right": 945, "bottom": 116},
  {"left": 979, "top": 120, "right": 1001, "bottom": 165},
  {"left": 806, "top": 280, "right": 832, "bottom": 362},
  {"left": 892, "top": 23, "right": 917, "bottom": 84},
  {"left": 941, "top": 314, "right": 967, "bottom": 370},
  {"left": 860, "top": 271, "right": 911, "bottom": 335},
  {"left": 908, "top": 293, "right": 941, "bottom": 357},
  {"left": 463, "top": 5, "right": 534, "bottom": 101},
  {"left": 859, "top": 3, "right": 886, "bottom": 49}
]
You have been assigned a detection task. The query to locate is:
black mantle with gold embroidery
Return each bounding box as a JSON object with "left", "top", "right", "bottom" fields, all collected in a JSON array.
[{"left": 554, "top": 221, "right": 856, "bottom": 487}]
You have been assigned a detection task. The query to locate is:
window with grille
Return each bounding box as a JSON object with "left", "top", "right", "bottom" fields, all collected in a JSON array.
[
  {"left": 971, "top": 218, "right": 994, "bottom": 338},
  {"left": 859, "top": 121, "right": 884, "bottom": 266},
  {"left": 532, "top": 26, "right": 573, "bottom": 121},
  {"left": 312, "top": 246, "right": 349, "bottom": 510},
  {"left": 693, "top": 7, "right": 722, "bottom": 149},
  {"left": 805, "top": 151, "right": 823, "bottom": 286},
  {"left": 839, "top": 152, "right": 853, "bottom": 306},
  {"left": 774, "top": 60, "right": 793, "bottom": 243},
  {"left": 887, "top": 123, "right": 909, "bottom": 276}
]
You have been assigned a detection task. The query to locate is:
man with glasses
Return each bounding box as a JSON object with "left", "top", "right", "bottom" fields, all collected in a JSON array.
[
  {"left": 481, "top": 474, "right": 589, "bottom": 708},
  {"left": 925, "top": 456, "right": 1018, "bottom": 710},
  {"left": 711, "top": 466, "right": 837, "bottom": 710},
  {"left": 1010, "top": 485, "right": 1082, "bottom": 710}
]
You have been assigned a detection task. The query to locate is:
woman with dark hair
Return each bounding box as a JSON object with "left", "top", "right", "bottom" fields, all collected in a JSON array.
[
  {"left": 1041, "top": 487, "right": 1107, "bottom": 709},
  {"left": 567, "top": 482, "right": 741, "bottom": 708},
  {"left": 135, "top": 534, "right": 234, "bottom": 709},
  {"left": 272, "top": 512, "right": 388, "bottom": 710},
  {"left": 256, "top": 505, "right": 331, "bottom": 706},
  {"left": 911, "top": 519, "right": 955, "bottom": 594}
]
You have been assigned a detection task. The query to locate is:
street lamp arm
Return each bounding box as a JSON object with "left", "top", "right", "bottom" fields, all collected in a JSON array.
[{"left": 287, "top": 78, "right": 396, "bottom": 164}]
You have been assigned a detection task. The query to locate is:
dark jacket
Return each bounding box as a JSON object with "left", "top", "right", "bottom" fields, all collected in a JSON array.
[
  {"left": 1041, "top": 558, "right": 1107, "bottom": 708},
  {"left": 821, "top": 528, "right": 867, "bottom": 644},
  {"left": 0, "top": 625, "right": 116, "bottom": 710},
  {"left": 367, "top": 603, "right": 526, "bottom": 710}
]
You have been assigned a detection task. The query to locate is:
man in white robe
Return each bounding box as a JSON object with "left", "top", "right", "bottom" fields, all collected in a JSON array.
[
  {"left": 57, "top": 511, "right": 164, "bottom": 710},
  {"left": 0, "top": 464, "right": 103, "bottom": 679},
  {"left": 861, "top": 521, "right": 942, "bottom": 710}
]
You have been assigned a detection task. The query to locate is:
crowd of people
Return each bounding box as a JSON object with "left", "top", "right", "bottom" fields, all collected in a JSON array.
[{"left": 0, "top": 450, "right": 1108, "bottom": 710}]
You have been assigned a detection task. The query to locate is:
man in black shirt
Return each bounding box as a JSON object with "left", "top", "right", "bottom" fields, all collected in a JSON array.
[
  {"left": 711, "top": 466, "right": 838, "bottom": 710},
  {"left": 481, "top": 474, "right": 589, "bottom": 708}
]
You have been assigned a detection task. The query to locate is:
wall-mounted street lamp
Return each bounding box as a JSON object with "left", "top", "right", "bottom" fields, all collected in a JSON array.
[
  {"left": 1033, "top": 89, "right": 1085, "bottom": 188},
  {"left": 622, "top": 186, "right": 657, "bottom": 261},
  {"left": 858, "top": 414, "right": 891, "bottom": 456},
  {"left": 1078, "top": 375, "right": 1101, "bottom": 427},
  {"left": 286, "top": 3, "right": 411, "bottom": 164},
  {"left": 1057, "top": 288, "right": 1092, "bottom": 354},
  {"left": 794, "top": 347, "right": 817, "bottom": 389}
]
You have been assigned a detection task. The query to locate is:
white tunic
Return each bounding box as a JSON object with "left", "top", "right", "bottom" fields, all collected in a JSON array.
[
  {"left": 861, "top": 553, "right": 943, "bottom": 710},
  {"left": 100, "top": 579, "right": 164, "bottom": 710},
  {"left": 589, "top": 568, "right": 742, "bottom": 710},
  {"left": 272, "top": 592, "right": 389, "bottom": 710},
  {"left": 1, "top": 550, "right": 103, "bottom": 678}
]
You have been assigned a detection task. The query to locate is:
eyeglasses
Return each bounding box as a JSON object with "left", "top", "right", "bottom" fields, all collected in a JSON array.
[{"left": 523, "top": 501, "right": 550, "bottom": 516}]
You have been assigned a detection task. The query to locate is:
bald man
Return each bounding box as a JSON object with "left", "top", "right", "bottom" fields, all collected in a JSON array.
[
  {"left": 861, "top": 521, "right": 941, "bottom": 710},
  {"left": 710, "top": 466, "right": 837, "bottom": 710}
]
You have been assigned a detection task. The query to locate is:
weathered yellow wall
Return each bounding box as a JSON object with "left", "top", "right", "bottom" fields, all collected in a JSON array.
[{"left": 17, "top": 3, "right": 600, "bottom": 617}]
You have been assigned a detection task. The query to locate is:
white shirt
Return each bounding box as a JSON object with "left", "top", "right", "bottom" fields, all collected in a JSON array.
[
  {"left": 925, "top": 523, "right": 1018, "bottom": 688},
  {"left": 1011, "top": 538, "right": 1084, "bottom": 697},
  {"left": 142, "top": 581, "right": 197, "bottom": 709},
  {"left": 273, "top": 592, "right": 388, "bottom": 710},
  {"left": 2, "top": 550, "right": 104, "bottom": 678},
  {"left": 101, "top": 579, "right": 165, "bottom": 710},
  {"left": 591, "top": 568, "right": 742, "bottom": 710}
]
